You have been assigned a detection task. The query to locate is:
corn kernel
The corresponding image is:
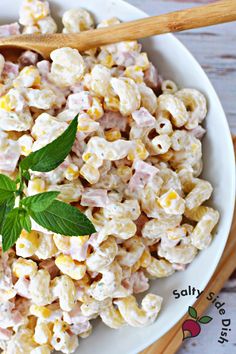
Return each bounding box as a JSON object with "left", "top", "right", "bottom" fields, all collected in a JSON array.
[
  {"left": 100, "top": 53, "right": 114, "bottom": 68},
  {"left": 104, "top": 96, "right": 120, "bottom": 112},
  {"left": 128, "top": 139, "right": 149, "bottom": 161},
  {"left": 140, "top": 249, "right": 151, "bottom": 268},
  {"left": 87, "top": 97, "right": 104, "bottom": 120},
  {"left": 104, "top": 129, "right": 121, "bottom": 142},
  {"left": 16, "top": 230, "right": 40, "bottom": 257},
  {"left": 64, "top": 165, "right": 80, "bottom": 180},
  {"left": 13, "top": 258, "right": 38, "bottom": 278},
  {"left": 30, "top": 305, "right": 52, "bottom": 319},
  {"left": 0, "top": 94, "right": 12, "bottom": 111},
  {"left": 124, "top": 65, "right": 144, "bottom": 83}
]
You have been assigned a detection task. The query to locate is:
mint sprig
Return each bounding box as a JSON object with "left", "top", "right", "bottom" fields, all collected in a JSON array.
[
  {"left": 20, "top": 115, "right": 78, "bottom": 172},
  {"left": 0, "top": 116, "right": 96, "bottom": 252}
]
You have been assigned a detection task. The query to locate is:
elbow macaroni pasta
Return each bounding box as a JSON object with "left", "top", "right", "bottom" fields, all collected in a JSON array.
[{"left": 0, "top": 2, "right": 219, "bottom": 353}]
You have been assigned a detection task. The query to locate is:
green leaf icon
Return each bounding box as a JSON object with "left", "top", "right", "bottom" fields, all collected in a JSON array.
[
  {"left": 188, "top": 306, "right": 198, "bottom": 319},
  {"left": 198, "top": 316, "right": 213, "bottom": 324}
]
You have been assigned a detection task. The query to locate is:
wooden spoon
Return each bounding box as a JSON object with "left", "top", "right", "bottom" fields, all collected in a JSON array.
[{"left": 0, "top": 0, "right": 236, "bottom": 59}]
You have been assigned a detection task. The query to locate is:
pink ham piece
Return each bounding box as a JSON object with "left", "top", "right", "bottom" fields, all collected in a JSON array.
[
  {"left": 0, "top": 139, "right": 22, "bottom": 172},
  {"left": 0, "top": 327, "right": 12, "bottom": 340},
  {"left": 122, "top": 271, "right": 149, "bottom": 294},
  {"left": 188, "top": 125, "right": 206, "bottom": 140},
  {"left": 2, "top": 62, "right": 19, "bottom": 79},
  {"left": 37, "top": 60, "right": 51, "bottom": 77},
  {"left": 67, "top": 92, "right": 92, "bottom": 111},
  {"left": 71, "top": 82, "right": 85, "bottom": 93},
  {"left": 19, "top": 51, "right": 39, "bottom": 67},
  {"left": 144, "top": 62, "right": 161, "bottom": 89},
  {"left": 172, "top": 263, "right": 186, "bottom": 271},
  {"left": 39, "top": 259, "right": 60, "bottom": 279},
  {"left": 63, "top": 303, "right": 89, "bottom": 325},
  {"left": 0, "top": 23, "right": 20, "bottom": 37},
  {"left": 99, "top": 111, "right": 127, "bottom": 131},
  {"left": 132, "top": 107, "right": 156, "bottom": 127},
  {"left": 128, "top": 160, "right": 158, "bottom": 191},
  {"left": 81, "top": 189, "right": 109, "bottom": 208}
]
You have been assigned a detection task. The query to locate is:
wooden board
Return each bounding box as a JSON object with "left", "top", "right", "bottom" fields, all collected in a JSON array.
[{"left": 140, "top": 136, "right": 236, "bottom": 354}]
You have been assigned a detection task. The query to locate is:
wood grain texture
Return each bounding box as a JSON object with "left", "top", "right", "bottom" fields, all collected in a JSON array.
[
  {"left": 1, "top": 0, "right": 236, "bottom": 59},
  {"left": 127, "top": 0, "right": 236, "bottom": 134}
]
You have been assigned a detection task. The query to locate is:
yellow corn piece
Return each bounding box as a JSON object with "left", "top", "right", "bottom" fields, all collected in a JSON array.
[
  {"left": 0, "top": 94, "right": 12, "bottom": 112},
  {"left": 140, "top": 249, "right": 151, "bottom": 268},
  {"left": 30, "top": 305, "right": 52, "bottom": 319},
  {"left": 87, "top": 97, "right": 104, "bottom": 120},
  {"left": 104, "top": 129, "right": 121, "bottom": 142},
  {"left": 128, "top": 139, "right": 149, "bottom": 161},
  {"left": 124, "top": 65, "right": 144, "bottom": 84},
  {"left": 104, "top": 96, "right": 120, "bottom": 112}
]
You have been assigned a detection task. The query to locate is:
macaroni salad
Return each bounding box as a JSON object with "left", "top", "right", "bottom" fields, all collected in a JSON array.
[{"left": 0, "top": 1, "right": 219, "bottom": 353}]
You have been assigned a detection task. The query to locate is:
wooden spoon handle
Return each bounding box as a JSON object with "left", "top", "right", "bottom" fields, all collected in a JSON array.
[{"left": 1, "top": 0, "right": 236, "bottom": 58}]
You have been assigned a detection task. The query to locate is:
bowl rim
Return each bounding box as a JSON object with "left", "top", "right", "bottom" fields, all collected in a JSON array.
[
  {"left": 112, "top": 0, "right": 236, "bottom": 352},
  {"left": 0, "top": 0, "right": 235, "bottom": 353}
]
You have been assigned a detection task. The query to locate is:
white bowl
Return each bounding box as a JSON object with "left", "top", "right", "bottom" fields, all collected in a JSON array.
[{"left": 1, "top": 1, "right": 235, "bottom": 353}]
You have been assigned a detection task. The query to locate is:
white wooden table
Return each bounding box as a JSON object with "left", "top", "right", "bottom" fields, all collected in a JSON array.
[{"left": 126, "top": 1, "right": 236, "bottom": 352}]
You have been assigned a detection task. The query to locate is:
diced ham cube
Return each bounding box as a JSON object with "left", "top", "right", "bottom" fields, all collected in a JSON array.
[
  {"left": 2, "top": 62, "right": 19, "bottom": 79},
  {"left": 19, "top": 50, "right": 39, "bottom": 67},
  {"left": 144, "top": 62, "right": 161, "bottom": 89},
  {"left": 81, "top": 188, "right": 109, "bottom": 207},
  {"left": 0, "top": 327, "right": 12, "bottom": 340},
  {"left": 188, "top": 125, "right": 206, "bottom": 139},
  {"left": 37, "top": 60, "right": 51, "bottom": 77},
  {"left": 99, "top": 111, "right": 127, "bottom": 131},
  {"left": 0, "top": 23, "right": 20, "bottom": 37},
  {"left": 128, "top": 160, "right": 158, "bottom": 191},
  {"left": 132, "top": 107, "right": 156, "bottom": 127},
  {"left": 67, "top": 91, "right": 92, "bottom": 111}
]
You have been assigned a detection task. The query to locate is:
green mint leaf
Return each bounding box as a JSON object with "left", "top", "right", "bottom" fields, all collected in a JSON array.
[
  {"left": 0, "top": 174, "right": 17, "bottom": 202},
  {"left": 30, "top": 199, "right": 96, "bottom": 236},
  {"left": 22, "top": 191, "right": 60, "bottom": 213},
  {"left": 198, "top": 316, "right": 212, "bottom": 324},
  {"left": 20, "top": 115, "right": 78, "bottom": 172},
  {"left": 0, "top": 174, "right": 17, "bottom": 191},
  {"left": 22, "top": 170, "right": 30, "bottom": 181},
  {"left": 0, "top": 197, "right": 15, "bottom": 234},
  {"left": 188, "top": 306, "right": 197, "bottom": 319},
  {"left": 20, "top": 211, "right": 32, "bottom": 233},
  {"left": 2, "top": 208, "right": 23, "bottom": 252}
]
